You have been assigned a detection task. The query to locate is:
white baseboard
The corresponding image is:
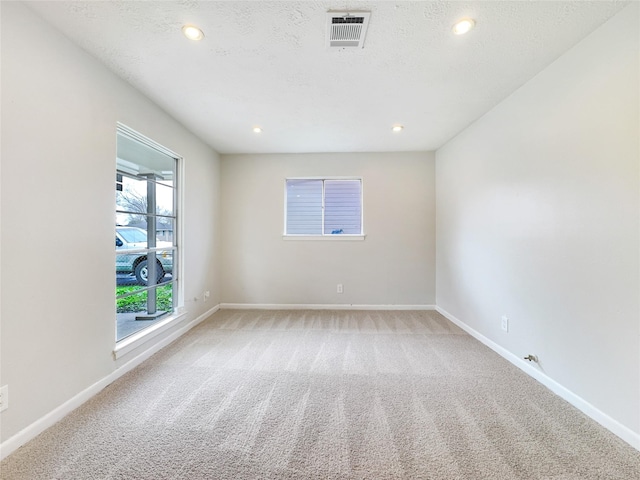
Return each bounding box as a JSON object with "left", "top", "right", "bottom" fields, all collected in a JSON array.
[
  {"left": 0, "top": 304, "right": 220, "bottom": 461},
  {"left": 435, "top": 306, "right": 640, "bottom": 452},
  {"left": 219, "top": 303, "right": 436, "bottom": 311}
]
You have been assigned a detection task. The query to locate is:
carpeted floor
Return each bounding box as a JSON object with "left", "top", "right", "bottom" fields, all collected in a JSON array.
[{"left": 2, "top": 309, "right": 639, "bottom": 479}]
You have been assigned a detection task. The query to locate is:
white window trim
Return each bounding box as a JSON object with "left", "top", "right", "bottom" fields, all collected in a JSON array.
[
  {"left": 113, "top": 310, "right": 187, "bottom": 359},
  {"left": 282, "top": 234, "right": 366, "bottom": 241},
  {"left": 115, "top": 123, "right": 185, "bottom": 350},
  {"left": 283, "top": 176, "right": 365, "bottom": 239}
]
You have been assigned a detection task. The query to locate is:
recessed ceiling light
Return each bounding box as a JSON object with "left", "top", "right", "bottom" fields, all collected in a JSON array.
[
  {"left": 182, "top": 24, "right": 204, "bottom": 41},
  {"left": 452, "top": 18, "right": 475, "bottom": 35},
  {"left": 392, "top": 125, "right": 404, "bottom": 132},
  {"left": 253, "top": 127, "right": 263, "bottom": 133}
]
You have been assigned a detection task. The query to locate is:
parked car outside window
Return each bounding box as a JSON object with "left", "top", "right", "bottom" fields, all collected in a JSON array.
[{"left": 116, "top": 226, "right": 173, "bottom": 285}]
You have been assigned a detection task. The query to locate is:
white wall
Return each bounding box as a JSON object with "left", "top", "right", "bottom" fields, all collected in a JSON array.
[
  {"left": 436, "top": 3, "right": 639, "bottom": 438},
  {"left": 0, "top": 2, "right": 221, "bottom": 445},
  {"left": 221, "top": 152, "right": 435, "bottom": 306}
]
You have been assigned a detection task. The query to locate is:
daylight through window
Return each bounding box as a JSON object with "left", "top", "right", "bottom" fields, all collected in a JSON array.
[{"left": 115, "top": 127, "right": 179, "bottom": 342}]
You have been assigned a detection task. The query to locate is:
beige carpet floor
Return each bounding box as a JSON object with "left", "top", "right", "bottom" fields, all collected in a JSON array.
[{"left": 1, "top": 309, "right": 639, "bottom": 479}]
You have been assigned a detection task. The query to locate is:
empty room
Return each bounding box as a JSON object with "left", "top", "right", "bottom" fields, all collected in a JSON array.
[{"left": 1, "top": 0, "right": 639, "bottom": 478}]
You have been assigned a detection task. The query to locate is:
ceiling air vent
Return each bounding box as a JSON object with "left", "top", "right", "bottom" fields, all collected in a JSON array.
[{"left": 326, "top": 11, "right": 371, "bottom": 48}]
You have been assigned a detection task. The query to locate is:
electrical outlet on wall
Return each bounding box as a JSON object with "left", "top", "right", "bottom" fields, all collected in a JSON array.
[
  {"left": 0, "top": 385, "right": 8, "bottom": 412},
  {"left": 204, "top": 290, "right": 210, "bottom": 302},
  {"left": 501, "top": 315, "right": 509, "bottom": 332},
  {"left": 337, "top": 284, "right": 344, "bottom": 294}
]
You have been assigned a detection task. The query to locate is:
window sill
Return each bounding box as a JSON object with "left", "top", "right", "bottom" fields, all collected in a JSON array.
[
  {"left": 113, "top": 309, "right": 187, "bottom": 359},
  {"left": 282, "top": 234, "right": 366, "bottom": 241}
]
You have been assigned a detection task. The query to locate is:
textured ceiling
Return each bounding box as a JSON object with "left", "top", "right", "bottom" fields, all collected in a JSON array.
[{"left": 25, "top": 1, "right": 629, "bottom": 154}]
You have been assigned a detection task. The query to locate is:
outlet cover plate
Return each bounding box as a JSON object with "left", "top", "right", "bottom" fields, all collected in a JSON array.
[
  {"left": 0, "top": 385, "right": 8, "bottom": 412},
  {"left": 501, "top": 315, "right": 509, "bottom": 332}
]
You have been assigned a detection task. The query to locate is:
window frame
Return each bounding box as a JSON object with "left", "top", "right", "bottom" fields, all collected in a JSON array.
[
  {"left": 283, "top": 176, "right": 365, "bottom": 241},
  {"left": 114, "top": 123, "right": 184, "bottom": 355}
]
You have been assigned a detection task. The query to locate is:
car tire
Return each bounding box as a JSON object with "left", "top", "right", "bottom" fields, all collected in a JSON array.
[{"left": 134, "top": 259, "right": 165, "bottom": 286}]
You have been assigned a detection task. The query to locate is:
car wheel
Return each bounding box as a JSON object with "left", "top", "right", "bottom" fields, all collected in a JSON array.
[{"left": 134, "top": 259, "right": 165, "bottom": 286}]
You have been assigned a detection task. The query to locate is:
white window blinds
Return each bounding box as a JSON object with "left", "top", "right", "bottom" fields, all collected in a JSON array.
[
  {"left": 286, "top": 179, "right": 323, "bottom": 234},
  {"left": 285, "top": 178, "right": 362, "bottom": 235}
]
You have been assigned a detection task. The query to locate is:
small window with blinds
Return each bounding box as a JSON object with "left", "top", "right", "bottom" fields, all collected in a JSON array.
[{"left": 285, "top": 178, "right": 363, "bottom": 236}]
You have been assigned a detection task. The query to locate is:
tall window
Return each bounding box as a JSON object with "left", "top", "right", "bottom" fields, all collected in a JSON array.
[
  {"left": 115, "top": 126, "right": 179, "bottom": 342},
  {"left": 285, "top": 178, "right": 362, "bottom": 235}
]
